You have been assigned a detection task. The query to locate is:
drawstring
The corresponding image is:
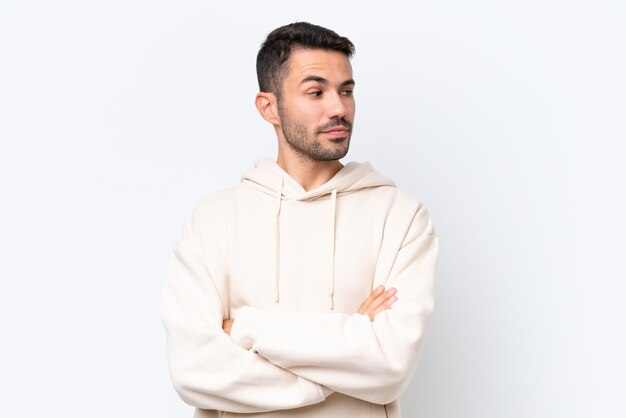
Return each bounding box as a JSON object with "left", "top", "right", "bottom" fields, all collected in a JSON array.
[
  {"left": 329, "top": 188, "right": 337, "bottom": 309},
  {"left": 272, "top": 179, "right": 338, "bottom": 310},
  {"left": 274, "top": 177, "right": 284, "bottom": 303}
]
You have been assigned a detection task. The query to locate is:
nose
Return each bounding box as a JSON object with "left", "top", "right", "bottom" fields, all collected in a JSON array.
[{"left": 327, "top": 91, "right": 349, "bottom": 120}]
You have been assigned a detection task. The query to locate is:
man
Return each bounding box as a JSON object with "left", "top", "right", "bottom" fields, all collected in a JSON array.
[{"left": 161, "top": 22, "right": 438, "bottom": 418}]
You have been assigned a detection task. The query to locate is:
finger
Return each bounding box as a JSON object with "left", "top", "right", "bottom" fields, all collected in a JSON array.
[
  {"left": 357, "top": 286, "right": 385, "bottom": 314},
  {"left": 359, "top": 287, "right": 395, "bottom": 315},
  {"left": 363, "top": 285, "right": 385, "bottom": 306},
  {"left": 368, "top": 287, "right": 397, "bottom": 311},
  {"left": 369, "top": 295, "right": 398, "bottom": 320}
]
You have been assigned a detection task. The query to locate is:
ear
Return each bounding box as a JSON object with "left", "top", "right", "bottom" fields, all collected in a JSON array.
[{"left": 255, "top": 92, "right": 281, "bottom": 126}]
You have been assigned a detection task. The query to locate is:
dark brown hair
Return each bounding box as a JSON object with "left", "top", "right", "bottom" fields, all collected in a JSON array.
[{"left": 256, "top": 22, "right": 355, "bottom": 99}]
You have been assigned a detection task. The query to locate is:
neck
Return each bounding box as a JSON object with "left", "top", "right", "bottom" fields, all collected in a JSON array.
[{"left": 276, "top": 153, "right": 343, "bottom": 191}]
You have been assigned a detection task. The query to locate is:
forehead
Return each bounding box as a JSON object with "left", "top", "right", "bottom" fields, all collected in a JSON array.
[{"left": 284, "top": 48, "right": 353, "bottom": 83}]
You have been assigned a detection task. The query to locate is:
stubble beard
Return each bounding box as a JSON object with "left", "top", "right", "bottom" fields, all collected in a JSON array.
[{"left": 277, "top": 101, "right": 352, "bottom": 162}]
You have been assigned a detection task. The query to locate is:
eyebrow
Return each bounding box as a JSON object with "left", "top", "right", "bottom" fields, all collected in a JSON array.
[{"left": 300, "top": 76, "right": 356, "bottom": 87}]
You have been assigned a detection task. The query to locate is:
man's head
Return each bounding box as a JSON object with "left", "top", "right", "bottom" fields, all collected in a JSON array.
[
  {"left": 255, "top": 22, "right": 357, "bottom": 162},
  {"left": 256, "top": 22, "right": 355, "bottom": 100}
]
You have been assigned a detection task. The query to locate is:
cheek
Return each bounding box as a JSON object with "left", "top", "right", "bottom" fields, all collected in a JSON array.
[
  {"left": 286, "top": 96, "right": 337, "bottom": 127},
  {"left": 347, "top": 108, "right": 356, "bottom": 121},
  {"left": 292, "top": 104, "right": 322, "bottom": 125},
  {"left": 347, "top": 99, "right": 356, "bottom": 116}
]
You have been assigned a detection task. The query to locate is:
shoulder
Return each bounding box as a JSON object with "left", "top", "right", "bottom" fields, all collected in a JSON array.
[
  {"left": 180, "top": 186, "right": 239, "bottom": 237},
  {"left": 366, "top": 182, "right": 435, "bottom": 237},
  {"left": 391, "top": 186, "right": 427, "bottom": 212},
  {"left": 193, "top": 185, "right": 239, "bottom": 214},
  {"left": 366, "top": 181, "right": 429, "bottom": 215}
]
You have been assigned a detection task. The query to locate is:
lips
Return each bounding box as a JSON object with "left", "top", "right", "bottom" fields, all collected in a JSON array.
[{"left": 321, "top": 128, "right": 349, "bottom": 138}]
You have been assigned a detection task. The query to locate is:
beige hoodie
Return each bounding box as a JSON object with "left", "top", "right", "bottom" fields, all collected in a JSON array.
[{"left": 161, "top": 158, "right": 438, "bottom": 418}]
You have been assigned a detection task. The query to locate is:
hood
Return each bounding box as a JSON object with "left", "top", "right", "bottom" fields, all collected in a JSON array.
[
  {"left": 240, "top": 158, "right": 396, "bottom": 309},
  {"left": 241, "top": 157, "right": 395, "bottom": 201}
]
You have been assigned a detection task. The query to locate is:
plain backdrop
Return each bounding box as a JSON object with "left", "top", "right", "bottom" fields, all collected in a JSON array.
[{"left": 1, "top": 1, "right": 625, "bottom": 417}]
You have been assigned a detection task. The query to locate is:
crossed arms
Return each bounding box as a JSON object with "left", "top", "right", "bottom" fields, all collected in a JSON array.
[
  {"left": 222, "top": 285, "right": 398, "bottom": 334},
  {"left": 160, "top": 202, "right": 437, "bottom": 413}
]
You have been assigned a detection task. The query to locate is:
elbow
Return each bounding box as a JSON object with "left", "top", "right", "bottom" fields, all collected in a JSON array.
[
  {"left": 168, "top": 354, "right": 226, "bottom": 409},
  {"left": 366, "top": 307, "right": 433, "bottom": 404},
  {"left": 170, "top": 366, "right": 228, "bottom": 410},
  {"left": 169, "top": 366, "right": 203, "bottom": 407},
  {"left": 365, "top": 336, "right": 428, "bottom": 405},
  {"left": 367, "top": 364, "right": 414, "bottom": 405}
]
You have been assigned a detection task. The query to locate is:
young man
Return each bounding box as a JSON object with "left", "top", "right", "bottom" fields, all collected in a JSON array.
[{"left": 161, "top": 22, "right": 438, "bottom": 418}]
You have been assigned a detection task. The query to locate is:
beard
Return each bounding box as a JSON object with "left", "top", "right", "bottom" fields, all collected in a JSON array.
[{"left": 277, "top": 101, "right": 352, "bottom": 162}]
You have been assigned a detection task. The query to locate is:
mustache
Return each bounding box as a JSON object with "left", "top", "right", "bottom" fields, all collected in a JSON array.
[{"left": 315, "top": 117, "right": 353, "bottom": 133}]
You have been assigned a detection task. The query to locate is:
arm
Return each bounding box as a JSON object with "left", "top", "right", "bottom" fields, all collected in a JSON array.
[
  {"left": 223, "top": 285, "right": 399, "bottom": 332},
  {"left": 229, "top": 204, "right": 438, "bottom": 405},
  {"left": 160, "top": 206, "right": 331, "bottom": 413}
]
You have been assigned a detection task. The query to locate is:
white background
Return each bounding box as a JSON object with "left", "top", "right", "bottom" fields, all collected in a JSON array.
[{"left": 1, "top": 1, "right": 625, "bottom": 417}]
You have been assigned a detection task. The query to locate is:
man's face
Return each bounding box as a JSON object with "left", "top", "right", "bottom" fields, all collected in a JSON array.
[{"left": 276, "top": 48, "right": 355, "bottom": 161}]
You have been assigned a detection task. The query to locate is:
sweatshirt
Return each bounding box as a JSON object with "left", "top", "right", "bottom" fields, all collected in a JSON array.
[{"left": 160, "top": 157, "right": 438, "bottom": 418}]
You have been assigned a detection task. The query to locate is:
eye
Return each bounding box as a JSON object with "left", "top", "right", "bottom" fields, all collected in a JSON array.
[
  {"left": 308, "top": 90, "right": 322, "bottom": 97},
  {"left": 340, "top": 89, "right": 354, "bottom": 96}
]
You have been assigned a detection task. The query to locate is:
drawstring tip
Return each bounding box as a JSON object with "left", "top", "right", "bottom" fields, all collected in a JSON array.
[
  {"left": 329, "top": 295, "right": 334, "bottom": 310},
  {"left": 274, "top": 289, "right": 279, "bottom": 304}
]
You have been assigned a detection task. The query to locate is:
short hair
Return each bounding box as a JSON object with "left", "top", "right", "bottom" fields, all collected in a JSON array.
[{"left": 256, "top": 22, "right": 355, "bottom": 99}]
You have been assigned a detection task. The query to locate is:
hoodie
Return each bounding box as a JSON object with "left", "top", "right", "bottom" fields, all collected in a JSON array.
[{"left": 160, "top": 157, "right": 438, "bottom": 418}]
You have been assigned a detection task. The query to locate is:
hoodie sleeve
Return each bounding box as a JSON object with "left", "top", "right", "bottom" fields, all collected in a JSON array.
[
  {"left": 160, "top": 205, "right": 330, "bottom": 413},
  {"left": 229, "top": 203, "right": 437, "bottom": 405}
]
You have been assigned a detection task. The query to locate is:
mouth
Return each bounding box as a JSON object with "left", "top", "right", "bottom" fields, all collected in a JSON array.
[{"left": 320, "top": 127, "right": 350, "bottom": 139}]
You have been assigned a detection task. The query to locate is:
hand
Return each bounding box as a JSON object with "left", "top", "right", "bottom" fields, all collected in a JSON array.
[
  {"left": 223, "top": 319, "right": 234, "bottom": 335},
  {"left": 357, "top": 285, "right": 397, "bottom": 321},
  {"left": 223, "top": 286, "right": 397, "bottom": 332}
]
